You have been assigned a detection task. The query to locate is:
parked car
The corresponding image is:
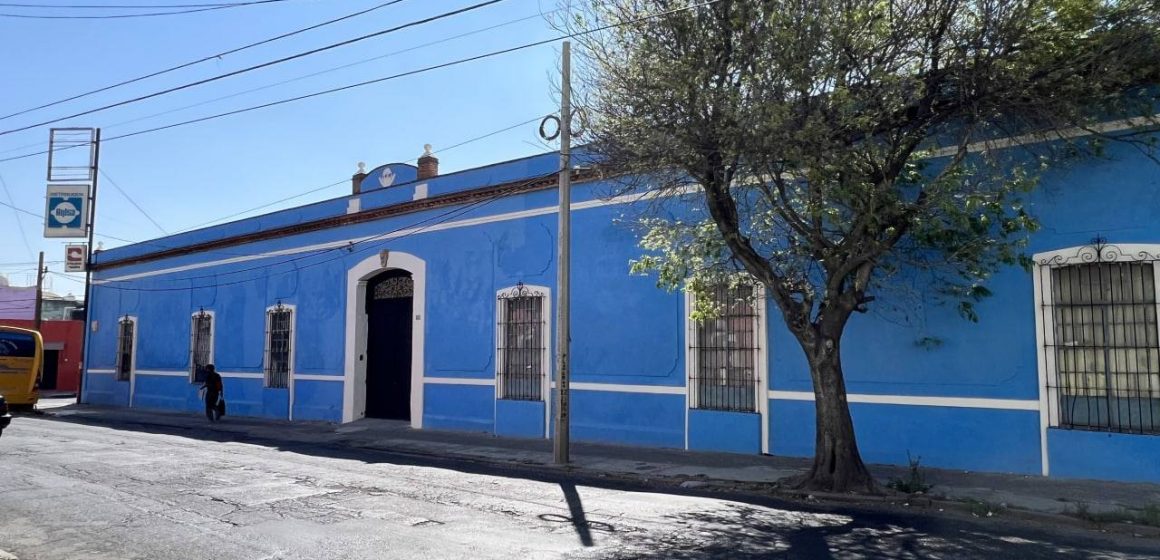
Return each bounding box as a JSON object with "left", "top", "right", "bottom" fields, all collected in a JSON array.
[{"left": 0, "top": 395, "right": 10, "bottom": 437}]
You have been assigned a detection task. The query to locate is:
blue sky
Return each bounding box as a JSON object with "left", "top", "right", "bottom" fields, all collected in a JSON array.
[{"left": 0, "top": 0, "right": 565, "bottom": 296}]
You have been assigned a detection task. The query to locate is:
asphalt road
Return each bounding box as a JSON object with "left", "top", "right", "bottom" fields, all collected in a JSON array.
[{"left": 1, "top": 413, "right": 1158, "bottom": 560}]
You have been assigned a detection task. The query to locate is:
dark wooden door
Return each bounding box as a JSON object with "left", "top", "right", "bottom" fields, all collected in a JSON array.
[
  {"left": 41, "top": 349, "right": 59, "bottom": 390},
  {"left": 365, "top": 270, "right": 413, "bottom": 420}
]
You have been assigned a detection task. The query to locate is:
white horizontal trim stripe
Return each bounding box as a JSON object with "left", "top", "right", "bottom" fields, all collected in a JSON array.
[
  {"left": 929, "top": 114, "right": 1159, "bottom": 158},
  {"left": 294, "top": 374, "right": 344, "bottom": 382},
  {"left": 134, "top": 370, "right": 189, "bottom": 378},
  {"left": 96, "top": 187, "right": 690, "bottom": 283},
  {"left": 553, "top": 381, "right": 687, "bottom": 395},
  {"left": 220, "top": 372, "right": 264, "bottom": 379},
  {"left": 768, "top": 390, "right": 1040, "bottom": 411},
  {"left": 424, "top": 377, "right": 495, "bottom": 386}
]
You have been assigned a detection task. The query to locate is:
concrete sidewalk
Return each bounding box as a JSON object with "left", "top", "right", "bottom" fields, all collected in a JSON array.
[{"left": 35, "top": 401, "right": 1160, "bottom": 530}]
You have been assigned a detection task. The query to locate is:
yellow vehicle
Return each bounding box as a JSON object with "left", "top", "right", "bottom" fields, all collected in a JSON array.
[{"left": 0, "top": 325, "right": 42, "bottom": 409}]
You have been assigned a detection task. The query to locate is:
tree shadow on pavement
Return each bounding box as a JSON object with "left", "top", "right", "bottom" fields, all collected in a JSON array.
[
  {"left": 36, "top": 413, "right": 1160, "bottom": 560},
  {"left": 604, "top": 503, "right": 1160, "bottom": 559}
]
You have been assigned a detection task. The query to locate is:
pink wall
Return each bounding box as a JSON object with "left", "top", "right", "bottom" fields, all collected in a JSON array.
[{"left": 0, "top": 285, "right": 36, "bottom": 320}]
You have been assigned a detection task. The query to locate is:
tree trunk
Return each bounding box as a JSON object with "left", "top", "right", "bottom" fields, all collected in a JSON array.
[{"left": 795, "top": 323, "right": 877, "bottom": 493}]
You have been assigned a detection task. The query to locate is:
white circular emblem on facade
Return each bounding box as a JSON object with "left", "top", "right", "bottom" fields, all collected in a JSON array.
[
  {"left": 378, "top": 167, "right": 396, "bottom": 188},
  {"left": 51, "top": 201, "right": 80, "bottom": 224}
]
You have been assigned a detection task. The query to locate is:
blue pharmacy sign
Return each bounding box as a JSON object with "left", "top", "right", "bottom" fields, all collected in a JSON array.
[{"left": 44, "top": 184, "right": 89, "bottom": 238}]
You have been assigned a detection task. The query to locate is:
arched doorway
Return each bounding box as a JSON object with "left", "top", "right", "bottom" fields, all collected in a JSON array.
[{"left": 364, "top": 269, "right": 414, "bottom": 420}]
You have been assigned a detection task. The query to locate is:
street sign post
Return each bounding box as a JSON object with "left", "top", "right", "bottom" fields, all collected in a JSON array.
[{"left": 44, "top": 184, "right": 90, "bottom": 238}]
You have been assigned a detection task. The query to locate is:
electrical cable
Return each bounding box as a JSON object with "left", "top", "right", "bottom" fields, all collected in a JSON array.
[
  {"left": 92, "top": 171, "right": 558, "bottom": 292},
  {"left": 0, "top": 0, "right": 506, "bottom": 136},
  {"left": 0, "top": 8, "right": 548, "bottom": 159},
  {"left": 0, "top": 1, "right": 293, "bottom": 8},
  {"left": 0, "top": 171, "right": 35, "bottom": 259},
  {"left": 0, "top": 0, "right": 721, "bottom": 164},
  {"left": 0, "top": 116, "right": 549, "bottom": 259},
  {"left": 0, "top": 0, "right": 407, "bottom": 122},
  {"left": 0, "top": 0, "right": 293, "bottom": 19},
  {"left": 172, "top": 115, "right": 545, "bottom": 233},
  {"left": 99, "top": 169, "right": 168, "bottom": 235}
]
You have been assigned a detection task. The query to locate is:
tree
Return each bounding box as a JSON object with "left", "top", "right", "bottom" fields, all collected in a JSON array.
[{"left": 567, "top": 0, "right": 1160, "bottom": 492}]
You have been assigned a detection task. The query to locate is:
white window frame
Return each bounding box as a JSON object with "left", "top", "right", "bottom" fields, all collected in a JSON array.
[
  {"left": 495, "top": 284, "right": 552, "bottom": 404},
  {"left": 263, "top": 303, "right": 296, "bottom": 391},
  {"left": 685, "top": 281, "right": 768, "bottom": 413},
  {"left": 1034, "top": 244, "right": 1160, "bottom": 430},
  {"left": 115, "top": 315, "right": 137, "bottom": 383},
  {"left": 189, "top": 309, "right": 215, "bottom": 384}
]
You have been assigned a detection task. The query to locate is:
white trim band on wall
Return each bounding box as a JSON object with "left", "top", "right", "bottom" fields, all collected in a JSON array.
[
  {"left": 550, "top": 381, "right": 687, "bottom": 395},
  {"left": 220, "top": 372, "right": 265, "bottom": 379},
  {"left": 87, "top": 369, "right": 116, "bottom": 375},
  {"left": 295, "top": 374, "right": 345, "bottom": 382},
  {"left": 768, "top": 390, "right": 1040, "bottom": 411},
  {"left": 425, "top": 377, "right": 496, "bottom": 386},
  {"left": 133, "top": 370, "right": 190, "bottom": 378}
]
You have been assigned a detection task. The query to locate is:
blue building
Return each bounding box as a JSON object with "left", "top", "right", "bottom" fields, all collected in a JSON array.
[{"left": 82, "top": 135, "right": 1160, "bottom": 484}]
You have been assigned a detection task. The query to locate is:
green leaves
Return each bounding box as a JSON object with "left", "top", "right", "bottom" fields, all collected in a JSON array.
[{"left": 574, "top": 0, "right": 1158, "bottom": 328}]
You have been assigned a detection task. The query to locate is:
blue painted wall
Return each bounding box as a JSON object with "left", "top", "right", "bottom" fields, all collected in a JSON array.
[
  {"left": 81, "top": 139, "right": 1160, "bottom": 482},
  {"left": 770, "top": 399, "right": 1043, "bottom": 474},
  {"left": 689, "top": 409, "right": 761, "bottom": 454},
  {"left": 1048, "top": 429, "right": 1160, "bottom": 483}
]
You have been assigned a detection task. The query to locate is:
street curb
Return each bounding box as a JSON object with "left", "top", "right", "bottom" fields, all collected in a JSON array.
[{"left": 35, "top": 407, "right": 1160, "bottom": 540}]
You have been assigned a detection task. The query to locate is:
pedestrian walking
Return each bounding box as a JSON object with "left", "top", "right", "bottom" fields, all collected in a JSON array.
[{"left": 200, "top": 364, "right": 224, "bottom": 422}]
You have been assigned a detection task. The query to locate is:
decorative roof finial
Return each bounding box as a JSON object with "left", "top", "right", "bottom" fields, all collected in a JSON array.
[
  {"left": 357, "top": 161, "right": 366, "bottom": 174},
  {"left": 423, "top": 144, "right": 433, "bottom": 156}
]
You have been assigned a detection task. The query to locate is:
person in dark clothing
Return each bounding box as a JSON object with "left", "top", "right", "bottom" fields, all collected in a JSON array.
[{"left": 201, "top": 364, "right": 224, "bottom": 421}]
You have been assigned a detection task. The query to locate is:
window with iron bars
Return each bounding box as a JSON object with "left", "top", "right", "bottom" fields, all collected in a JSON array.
[
  {"left": 115, "top": 317, "right": 135, "bottom": 382},
  {"left": 1046, "top": 262, "right": 1160, "bottom": 434},
  {"left": 190, "top": 311, "right": 213, "bottom": 383},
  {"left": 265, "top": 305, "right": 293, "bottom": 389},
  {"left": 497, "top": 284, "right": 547, "bottom": 401},
  {"left": 689, "top": 283, "right": 762, "bottom": 413}
]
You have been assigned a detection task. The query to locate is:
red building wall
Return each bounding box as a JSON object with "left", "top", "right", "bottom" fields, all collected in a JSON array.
[{"left": 0, "top": 319, "right": 84, "bottom": 393}]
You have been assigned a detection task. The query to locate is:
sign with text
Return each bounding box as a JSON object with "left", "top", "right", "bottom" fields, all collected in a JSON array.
[
  {"left": 65, "top": 244, "right": 87, "bottom": 272},
  {"left": 44, "top": 184, "right": 89, "bottom": 238}
]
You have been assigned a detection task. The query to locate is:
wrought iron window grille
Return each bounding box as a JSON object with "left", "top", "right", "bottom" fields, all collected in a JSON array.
[
  {"left": 1041, "top": 238, "right": 1160, "bottom": 435},
  {"left": 689, "top": 283, "right": 762, "bottom": 413},
  {"left": 115, "top": 315, "right": 134, "bottom": 382},
  {"left": 265, "top": 302, "right": 292, "bottom": 389},
  {"left": 497, "top": 282, "right": 547, "bottom": 401},
  {"left": 190, "top": 309, "right": 213, "bottom": 383}
]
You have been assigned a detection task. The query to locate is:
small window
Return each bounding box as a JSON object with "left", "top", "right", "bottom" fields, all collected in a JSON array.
[
  {"left": 190, "top": 310, "right": 213, "bottom": 383},
  {"left": 115, "top": 316, "right": 135, "bottom": 382},
  {"left": 689, "top": 283, "right": 762, "bottom": 412},
  {"left": 264, "top": 304, "right": 293, "bottom": 389},
  {"left": 1047, "top": 262, "right": 1160, "bottom": 434},
  {"left": 497, "top": 284, "right": 548, "bottom": 401}
]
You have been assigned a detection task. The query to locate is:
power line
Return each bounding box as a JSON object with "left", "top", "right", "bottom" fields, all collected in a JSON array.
[
  {"left": 99, "top": 169, "right": 168, "bottom": 235},
  {"left": 81, "top": 10, "right": 554, "bottom": 132},
  {"left": 0, "top": 0, "right": 407, "bottom": 123},
  {"left": 0, "top": 0, "right": 717, "bottom": 165},
  {"left": 0, "top": 116, "right": 547, "bottom": 261},
  {"left": 90, "top": 172, "right": 557, "bottom": 292},
  {"left": 170, "top": 115, "right": 545, "bottom": 233},
  {"left": 0, "top": 1, "right": 291, "bottom": 8},
  {"left": 0, "top": 172, "right": 35, "bottom": 259},
  {"left": 0, "top": 0, "right": 292, "bottom": 19},
  {"left": 0, "top": 8, "right": 548, "bottom": 158},
  {"left": 0, "top": 0, "right": 506, "bottom": 136}
]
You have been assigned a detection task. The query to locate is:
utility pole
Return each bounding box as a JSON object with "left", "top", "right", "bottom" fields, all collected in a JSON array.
[
  {"left": 34, "top": 251, "right": 45, "bottom": 331},
  {"left": 76, "top": 129, "right": 100, "bottom": 405},
  {"left": 553, "top": 41, "right": 572, "bottom": 465}
]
